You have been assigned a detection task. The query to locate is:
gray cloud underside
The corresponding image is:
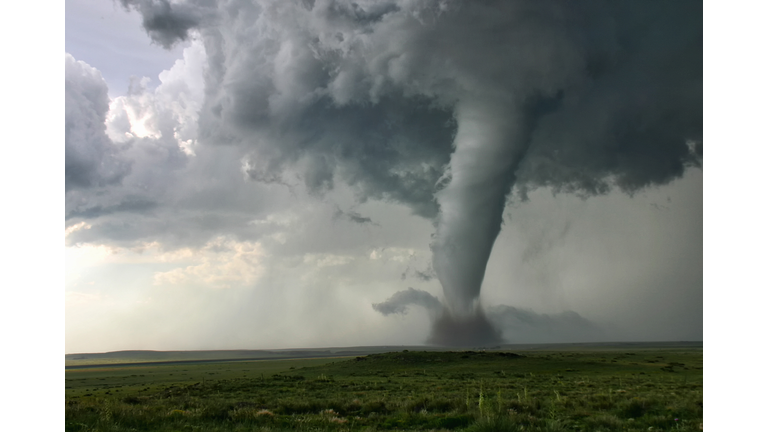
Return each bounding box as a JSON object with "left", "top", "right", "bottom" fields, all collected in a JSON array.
[{"left": 120, "top": 0, "right": 701, "bottom": 219}]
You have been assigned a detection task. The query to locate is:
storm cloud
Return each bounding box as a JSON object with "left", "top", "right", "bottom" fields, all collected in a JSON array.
[
  {"left": 118, "top": 0, "right": 701, "bottom": 197},
  {"left": 69, "top": 0, "right": 702, "bottom": 349}
]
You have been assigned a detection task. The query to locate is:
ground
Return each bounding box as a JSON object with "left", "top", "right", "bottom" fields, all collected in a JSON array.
[{"left": 65, "top": 343, "right": 703, "bottom": 431}]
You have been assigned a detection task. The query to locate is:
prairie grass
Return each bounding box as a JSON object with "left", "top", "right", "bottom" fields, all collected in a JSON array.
[{"left": 66, "top": 348, "right": 702, "bottom": 431}]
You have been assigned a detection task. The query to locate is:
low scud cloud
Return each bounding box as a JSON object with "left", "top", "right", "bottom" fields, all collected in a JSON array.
[{"left": 66, "top": 0, "right": 701, "bottom": 349}]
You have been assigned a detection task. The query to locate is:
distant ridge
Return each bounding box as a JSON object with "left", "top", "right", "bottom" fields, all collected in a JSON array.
[
  {"left": 65, "top": 346, "right": 431, "bottom": 367},
  {"left": 65, "top": 341, "right": 701, "bottom": 368}
]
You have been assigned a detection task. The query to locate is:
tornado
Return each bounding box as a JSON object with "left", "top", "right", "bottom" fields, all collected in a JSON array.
[{"left": 429, "top": 98, "right": 531, "bottom": 345}]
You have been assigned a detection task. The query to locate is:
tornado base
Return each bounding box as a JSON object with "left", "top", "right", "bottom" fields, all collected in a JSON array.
[{"left": 427, "top": 307, "right": 504, "bottom": 347}]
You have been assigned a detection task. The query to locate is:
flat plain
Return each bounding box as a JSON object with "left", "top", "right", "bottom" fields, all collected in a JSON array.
[{"left": 65, "top": 343, "right": 703, "bottom": 431}]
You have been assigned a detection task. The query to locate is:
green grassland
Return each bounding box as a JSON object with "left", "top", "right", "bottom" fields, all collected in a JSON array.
[{"left": 65, "top": 346, "right": 702, "bottom": 431}]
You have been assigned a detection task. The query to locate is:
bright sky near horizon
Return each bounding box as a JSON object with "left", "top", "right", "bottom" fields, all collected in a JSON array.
[{"left": 63, "top": 0, "right": 705, "bottom": 355}]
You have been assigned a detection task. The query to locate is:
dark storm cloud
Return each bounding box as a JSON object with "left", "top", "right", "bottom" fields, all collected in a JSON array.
[
  {"left": 237, "top": 95, "right": 455, "bottom": 218},
  {"left": 515, "top": 2, "right": 703, "bottom": 197},
  {"left": 65, "top": 54, "right": 131, "bottom": 192},
  {"left": 124, "top": 0, "right": 701, "bottom": 220}
]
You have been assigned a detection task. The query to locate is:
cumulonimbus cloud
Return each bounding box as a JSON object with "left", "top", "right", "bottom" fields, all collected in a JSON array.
[{"left": 115, "top": 0, "right": 702, "bottom": 345}]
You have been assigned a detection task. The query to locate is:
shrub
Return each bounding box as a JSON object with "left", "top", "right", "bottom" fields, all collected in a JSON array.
[{"left": 360, "top": 400, "right": 388, "bottom": 415}]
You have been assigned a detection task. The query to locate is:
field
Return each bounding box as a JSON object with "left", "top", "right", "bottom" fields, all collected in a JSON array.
[{"left": 65, "top": 344, "right": 703, "bottom": 431}]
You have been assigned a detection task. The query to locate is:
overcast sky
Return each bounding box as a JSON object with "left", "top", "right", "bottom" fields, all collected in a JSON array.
[{"left": 63, "top": 0, "right": 704, "bottom": 354}]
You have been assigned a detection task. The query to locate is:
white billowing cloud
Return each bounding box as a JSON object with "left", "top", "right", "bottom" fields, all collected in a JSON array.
[
  {"left": 65, "top": 43, "right": 295, "bottom": 251},
  {"left": 106, "top": 39, "right": 206, "bottom": 150}
]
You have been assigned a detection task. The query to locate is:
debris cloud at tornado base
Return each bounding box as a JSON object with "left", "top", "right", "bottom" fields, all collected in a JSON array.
[
  {"left": 373, "top": 288, "right": 607, "bottom": 345},
  {"left": 119, "top": 0, "right": 702, "bottom": 346}
]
